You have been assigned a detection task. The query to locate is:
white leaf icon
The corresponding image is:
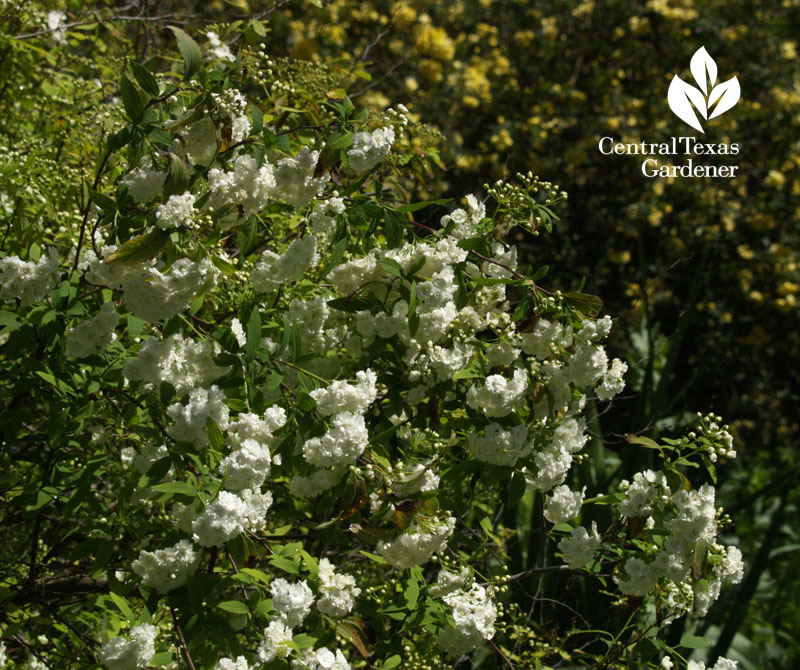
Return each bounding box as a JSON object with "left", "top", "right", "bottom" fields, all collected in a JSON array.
[
  {"left": 668, "top": 75, "right": 707, "bottom": 133},
  {"left": 708, "top": 76, "right": 741, "bottom": 120},
  {"left": 690, "top": 46, "right": 718, "bottom": 94}
]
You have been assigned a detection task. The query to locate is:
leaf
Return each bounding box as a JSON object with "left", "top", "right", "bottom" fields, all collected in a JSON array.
[
  {"left": 335, "top": 621, "right": 371, "bottom": 659},
  {"left": 626, "top": 434, "right": 661, "bottom": 449},
  {"left": 395, "top": 198, "right": 451, "bottom": 213},
  {"left": 270, "top": 556, "right": 299, "bottom": 574},
  {"left": 358, "top": 550, "right": 387, "bottom": 564},
  {"left": 217, "top": 600, "right": 250, "bottom": 615},
  {"left": 105, "top": 229, "right": 170, "bottom": 265},
  {"left": 668, "top": 75, "right": 707, "bottom": 132},
  {"left": 109, "top": 592, "right": 135, "bottom": 622},
  {"left": 707, "top": 76, "right": 741, "bottom": 120},
  {"left": 693, "top": 538, "right": 710, "bottom": 580},
  {"left": 206, "top": 417, "right": 224, "bottom": 451},
  {"left": 690, "top": 46, "right": 717, "bottom": 94},
  {"left": 168, "top": 26, "right": 202, "bottom": 79},
  {"left": 245, "top": 306, "right": 261, "bottom": 362},
  {"left": 120, "top": 75, "right": 144, "bottom": 123},
  {"left": 130, "top": 61, "right": 159, "bottom": 97},
  {"left": 88, "top": 188, "right": 116, "bottom": 213},
  {"left": 404, "top": 574, "right": 420, "bottom": 611},
  {"left": 377, "top": 257, "right": 403, "bottom": 277},
  {"left": 163, "top": 152, "right": 191, "bottom": 198},
  {"left": 383, "top": 656, "right": 402, "bottom": 669},
  {"left": 150, "top": 481, "right": 197, "bottom": 496},
  {"left": 563, "top": 292, "right": 603, "bottom": 318},
  {"left": 679, "top": 633, "right": 713, "bottom": 649}
]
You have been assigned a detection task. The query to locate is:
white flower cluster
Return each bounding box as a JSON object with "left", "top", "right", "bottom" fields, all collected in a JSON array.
[
  {"left": 0, "top": 248, "right": 60, "bottom": 306},
  {"left": 121, "top": 258, "right": 217, "bottom": 322},
  {"left": 467, "top": 423, "right": 530, "bottom": 466},
  {"left": 215, "top": 656, "right": 249, "bottom": 670},
  {"left": 436, "top": 581, "right": 498, "bottom": 657},
  {"left": 558, "top": 522, "right": 602, "bottom": 568},
  {"left": 255, "top": 620, "right": 292, "bottom": 664},
  {"left": 123, "top": 334, "right": 228, "bottom": 396},
  {"left": 292, "top": 647, "right": 351, "bottom": 670},
  {"left": 271, "top": 147, "right": 329, "bottom": 209},
  {"left": 208, "top": 154, "right": 276, "bottom": 218},
  {"left": 191, "top": 488, "right": 272, "bottom": 547},
  {"left": 156, "top": 192, "right": 196, "bottom": 229},
  {"left": 207, "top": 31, "right": 235, "bottom": 61},
  {"left": 251, "top": 235, "right": 318, "bottom": 293},
  {"left": 466, "top": 368, "right": 527, "bottom": 417},
  {"left": 64, "top": 302, "right": 119, "bottom": 358},
  {"left": 121, "top": 160, "right": 166, "bottom": 203},
  {"left": 614, "top": 478, "right": 744, "bottom": 616},
  {"left": 347, "top": 127, "right": 395, "bottom": 173},
  {"left": 441, "top": 194, "right": 486, "bottom": 239},
  {"left": 167, "top": 385, "right": 230, "bottom": 446},
  {"left": 309, "top": 197, "right": 345, "bottom": 236},
  {"left": 316, "top": 558, "right": 361, "bottom": 617},
  {"left": 219, "top": 408, "right": 286, "bottom": 491},
  {"left": 271, "top": 578, "right": 315, "bottom": 627},
  {"left": 687, "top": 658, "right": 738, "bottom": 670},
  {"left": 97, "top": 623, "right": 156, "bottom": 670},
  {"left": 302, "top": 369, "right": 377, "bottom": 467},
  {"left": 527, "top": 417, "right": 588, "bottom": 492},
  {"left": 131, "top": 539, "right": 200, "bottom": 593},
  {"left": 544, "top": 485, "right": 586, "bottom": 524},
  {"left": 377, "top": 515, "right": 456, "bottom": 569}
]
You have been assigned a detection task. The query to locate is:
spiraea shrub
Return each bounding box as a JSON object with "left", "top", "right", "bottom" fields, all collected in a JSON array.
[{"left": 0, "top": 11, "right": 742, "bottom": 670}]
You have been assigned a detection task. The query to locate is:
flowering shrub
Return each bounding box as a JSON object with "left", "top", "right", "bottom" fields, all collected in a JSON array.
[{"left": 0, "top": 11, "right": 743, "bottom": 670}]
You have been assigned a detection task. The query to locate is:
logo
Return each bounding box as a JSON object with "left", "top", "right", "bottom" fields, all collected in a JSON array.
[{"left": 668, "top": 47, "right": 740, "bottom": 133}]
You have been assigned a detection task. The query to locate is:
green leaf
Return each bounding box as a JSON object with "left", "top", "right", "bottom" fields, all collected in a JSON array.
[
  {"left": 270, "top": 556, "right": 299, "bottom": 574},
  {"left": 163, "top": 152, "right": 191, "bottom": 198},
  {"left": 358, "top": 550, "right": 387, "bottom": 564},
  {"left": 168, "top": 26, "right": 203, "bottom": 79},
  {"left": 693, "top": 538, "right": 710, "bottom": 580},
  {"left": 206, "top": 417, "right": 224, "bottom": 451},
  {"left": 105, "top": 229, "right": 170, "bottom": 265},
  {"left": 377, "top": 257, "right": 403, "bottom": 277},
  {"left": 130, "top": 61, "right": 159, "bottom": 97},
  {"left": 120, "top": 75, "right": 144, "bottom": 123},
  {"left": 149, "top": 652, "right": 174, "bottom": 666},
  {"left": 627, "top": 434, "right": 661, "bottom": 449},
  {"left": 679, "top": 633, "right": 713, "bottom": 649},
  {"left": 395, "top": 198, "right": 451, "bottom": 213},
  {"left": 150, "top": 481, "right": 197, "bottom": 496},
  {"left": 109, "top": 591, "right": 135, "bottom": 622},
  {"left": 383, "top": 656, "right": 402, "bottom": 669},
  {"left": 217, "top": 600, "right": 250, "bottom": 615},
  {"left": 563, "top": 292, "right": 604, "bottom": 318},
  {"left": 404, "top": 575, "right": 420, "bottom": 610},
  {"left": 245, "top": 306, "right": 261, "bottom": 362},
  {"left": 88, "top": 188, "right": 116, "bottom": 213}
]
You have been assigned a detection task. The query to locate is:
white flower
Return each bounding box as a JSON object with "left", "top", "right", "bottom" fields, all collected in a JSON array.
[
  {"left": 207, "top": 154, "right": 275, "bottom": 218},
  {"left": 302, "top": 411, "right": 369, "bottom": 467},
  {"left": 215, "top": 656, "right": 249, "bottom": 670},
  {"left": 131, "top": 539, "right": 200, "bottom": 593},
  {"left": 558, "top": 522, "right": 601, "bottom": 568},
  {"left": 347, "top": 127, "right": 394, "bottom": 172},
  {"left": 167, "top": 385, "right": 230, "bottom": 447},
  {"left": 257, "top": 620, "right": 294, "bottom": 663},
  {"left": 467, "top": 423, "right": 530, "bottom": 466},
  {"left": 271, "top": 578, "right": 315, "bottom": 627},
  {"left": 219, "top": 438, "right": 272, "bottom": 490},
  {"left": 156, "top": 193, "right": 196, "bottom": 229},
  {"left": 316, "top": 558, "right": 361, "bottom": 617},
  {"left": 309, "top": 369, "right": 377, "bottom": 416},
  {"left": 97, "top": 624, "right": 157, "bottom": 670},
  {"left": 0, "top": 248, "right": 60, "bottom": 306},
  {"left": 122, "top": 162, "right": 166, "bottom": 203},
  {"left": 270, "top": 147, "right": 329, "bottom": 209},
  {"left": 466, "top": 369, "right": 527, "bottom": 417},
  {"left": 288, "top": 468, "right": 347, "bottom": 498},
  {"left": 596, "top": 358, "right": 627, "bottom": 400},
  {"left": 251, "top": 235, "right": 318, "bottom": 293},
  {"left": 65, "top": 302, "right": 119, "bottom": 358},
  {"left": 123, "top": 334, "right": 228, "bottom": 396},
  {"left": 208, "top": 31, "right": 235, "bottom": 61},
  {"left": 377, "top": 516, "right": 456, "bottom": 569},
  {"left": 231, "top": 317, "right": 246, "bottom": 347},
  {"left": 192, "top": 491, "right": 247, "bottom": 547},
  {"left": 544, "top": 485, "right": 586, "bottom": 524}
]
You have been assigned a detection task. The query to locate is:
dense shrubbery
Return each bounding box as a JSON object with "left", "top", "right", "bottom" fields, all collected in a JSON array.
[{"left": 0, "top": 2, "right": 792, "bottom": 669}]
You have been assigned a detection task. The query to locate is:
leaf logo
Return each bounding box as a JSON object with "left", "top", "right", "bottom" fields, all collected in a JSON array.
[{"left": 668, "top": 47, "right": 740, "bottom": 133}]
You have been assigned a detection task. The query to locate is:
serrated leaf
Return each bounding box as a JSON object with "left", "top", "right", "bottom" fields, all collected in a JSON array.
[
  {"left": 335, "top": 621, "right": 371, "bottom": 659},
  {"left": 168, "top": 26, "right": 202, "bottom": 79},
  {"left": 109, "top": 592, "right": 135, "bottom": 622},
  {"left": 105, "top": 229, "right": 170, "bottom": 266},
  {"left": 377, "top": 257, "right": 403, "bottom": 277},
  {"left": 150, "top": 481, "right": 197, "bottom": 496},
  {"left": 164, "top": 152, "right": 191, "bottom": 198}
]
